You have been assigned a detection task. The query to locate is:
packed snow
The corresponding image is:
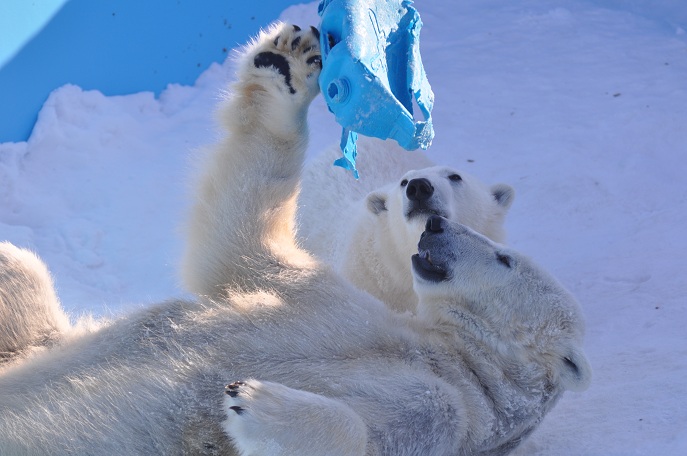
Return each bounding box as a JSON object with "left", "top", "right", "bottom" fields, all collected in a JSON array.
[{"left": 1, "top": 0, "right": 685, "bottom": 454}]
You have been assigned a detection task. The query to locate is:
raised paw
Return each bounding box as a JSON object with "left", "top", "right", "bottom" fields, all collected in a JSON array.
[{"left": 245, "top": 23, "right": 322, "bottom": 101}]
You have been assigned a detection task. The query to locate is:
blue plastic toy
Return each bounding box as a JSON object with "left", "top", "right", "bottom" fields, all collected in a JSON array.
[{"left": 318, "top": 0, "right": 434, "bottom": 178}]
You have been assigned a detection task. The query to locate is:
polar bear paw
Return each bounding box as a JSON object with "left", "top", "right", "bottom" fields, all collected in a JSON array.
[
  {"left": 242, "top": 23, "right": 322, "bottom": 104},
  {"left": 223, "top": 379, "right": 367, "bottom": 456}
]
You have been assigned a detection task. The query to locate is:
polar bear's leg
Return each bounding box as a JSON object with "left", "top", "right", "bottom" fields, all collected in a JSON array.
[
  {"left": 0, "top": 242, "right": 70, "bottom": 365},
  {"left": 182, "top": 23, "right": 322, "bottom": 297},
  {"left": 223, "top": 379, "right": 367, "bottom": 456}
]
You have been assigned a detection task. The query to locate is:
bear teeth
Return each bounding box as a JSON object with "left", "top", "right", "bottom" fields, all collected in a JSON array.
[{"left": 419, "top": 249, "right": 433, "bottom": 264}]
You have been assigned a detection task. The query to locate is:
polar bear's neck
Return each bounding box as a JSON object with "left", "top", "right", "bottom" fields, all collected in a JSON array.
[{"left": 418, "top": 303, "right": 563, "bottom": 453}]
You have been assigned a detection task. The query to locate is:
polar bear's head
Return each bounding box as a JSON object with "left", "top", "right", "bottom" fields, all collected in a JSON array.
[
  {"left": 412, "top": 216, "right": 592, "bottom": 393},
  {"left": 365, "top": 166, "right": 514, "bottom": 258}
]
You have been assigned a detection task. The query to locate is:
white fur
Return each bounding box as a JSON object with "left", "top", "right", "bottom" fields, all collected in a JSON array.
[
  {"left": 0, "top": 244, "right": 109, "bottom": 369},
  {"left": 0, "top": 23, "right": 589, "bottom": 455},
  {"left": 298, "top": 144, "right": 515, "bottom": 314},
  {"left": 0, "top": 242, "right": 69, "bottom": 367}
]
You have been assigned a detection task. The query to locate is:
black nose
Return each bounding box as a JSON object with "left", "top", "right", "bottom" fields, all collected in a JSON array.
[
  {"left": 406, "top": 178, "right": 434, "bottom": 201},
  {"left": 425, "top": 215, "right": 444, "bottom": 233}
]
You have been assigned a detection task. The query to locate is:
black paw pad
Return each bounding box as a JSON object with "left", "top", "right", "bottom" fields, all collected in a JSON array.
[{"left": 253, "top": 51, "right": 296, "bottom": 94}]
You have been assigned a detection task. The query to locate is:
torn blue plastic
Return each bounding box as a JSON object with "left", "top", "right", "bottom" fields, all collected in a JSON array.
[
  {"left": 318, "top": 0, "right": 434, "bottom": 177},
  {"left": 332, "top": 128, "right": 360, "bottom": 179}
]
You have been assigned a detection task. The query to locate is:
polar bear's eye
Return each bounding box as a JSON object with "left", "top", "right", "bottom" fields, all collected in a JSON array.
[
  {"left": 496, "top": 253, "right": 513, "bottom": 268},
  {"left": 400, "top": 179, "right": 408, "bottom": 187},
  {"left": 448, "top": 174, "right": 462, "bottom": 182}
]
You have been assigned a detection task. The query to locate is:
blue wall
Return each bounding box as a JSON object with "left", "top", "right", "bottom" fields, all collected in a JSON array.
[{"left": 0, "top": 0, "right": 304, "bottom": 143}]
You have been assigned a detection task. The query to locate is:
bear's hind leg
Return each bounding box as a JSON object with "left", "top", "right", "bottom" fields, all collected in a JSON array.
[
  {"left": 223, "top": 379, "right": 367, "bottom": 456},
  {"left": 0, "top": 242, "right": 70, "bottom": 367}
]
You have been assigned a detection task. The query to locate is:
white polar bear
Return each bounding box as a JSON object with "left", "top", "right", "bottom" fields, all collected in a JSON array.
[
  {"left": 298, "top": 141, "right": 514, "bottom": 314},
  {"left": 0, "top": 23, "right": 590, "bottom": 455}
]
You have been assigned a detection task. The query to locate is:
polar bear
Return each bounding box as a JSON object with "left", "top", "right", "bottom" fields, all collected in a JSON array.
[
  {"left": 0, "top": 23, "right": 589, "bottom": 455},
  {"left": 298, "top": 146, "right": 515, "bottom": 314}
]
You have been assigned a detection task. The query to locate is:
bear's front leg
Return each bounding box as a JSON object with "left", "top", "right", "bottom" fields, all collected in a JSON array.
[
  {"left": 223, "top": 380, "right": 367, "bottom": 456},
  {"left": 182, "top": 23, "right": 322, "bottom": 297}
]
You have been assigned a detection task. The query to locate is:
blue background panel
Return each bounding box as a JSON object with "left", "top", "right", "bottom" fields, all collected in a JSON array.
[{"left": 0, "top": 0, "right": 302, "bottom": 143}]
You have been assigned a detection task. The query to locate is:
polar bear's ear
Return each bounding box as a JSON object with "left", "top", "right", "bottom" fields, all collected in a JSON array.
[
  {"left": 491, "top": 184, "right": 515, "bottom": 210},
  {"left": 559, "top": 347, "right": 592, "bottom": 392},
  {"left": 366, "top": 191, "right": 388, "bottom": 215}
]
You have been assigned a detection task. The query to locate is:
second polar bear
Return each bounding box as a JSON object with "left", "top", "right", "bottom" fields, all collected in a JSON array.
[{"left": 298, "top": 142, "right": 515, "bottom": 314}]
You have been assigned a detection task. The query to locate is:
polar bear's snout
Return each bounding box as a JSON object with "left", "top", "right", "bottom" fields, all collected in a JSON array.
[
  {"left": 412, "top": 215, "right": 452, "bottom": 282},
  {"left": 405, "top": 178, "right": 447, "bottom": 220},
  {"left": 406, "top": 178, "right": 434, "bottom": 201}
]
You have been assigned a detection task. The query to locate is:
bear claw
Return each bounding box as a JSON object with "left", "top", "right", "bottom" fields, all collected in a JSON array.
[{"left": 229, "top": 406, "right": 245, "bottom": 415}]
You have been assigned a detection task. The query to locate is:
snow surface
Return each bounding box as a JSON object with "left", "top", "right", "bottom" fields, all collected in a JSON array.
[{"left": 1, "top": 0, "right": 686, "bottom": 454}]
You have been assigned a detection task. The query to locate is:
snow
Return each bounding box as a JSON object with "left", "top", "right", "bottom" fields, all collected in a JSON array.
[{"left": 1, "top": 0, "right": 686, "bottom": 453}]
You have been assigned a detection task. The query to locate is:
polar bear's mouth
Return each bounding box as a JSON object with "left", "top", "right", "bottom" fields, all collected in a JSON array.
[
  {"left": 412, "top": 249, "right": 449, "bottom": 282},
  {"left": 406, "top": 207, "right": 447, "bottom": 220}
]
